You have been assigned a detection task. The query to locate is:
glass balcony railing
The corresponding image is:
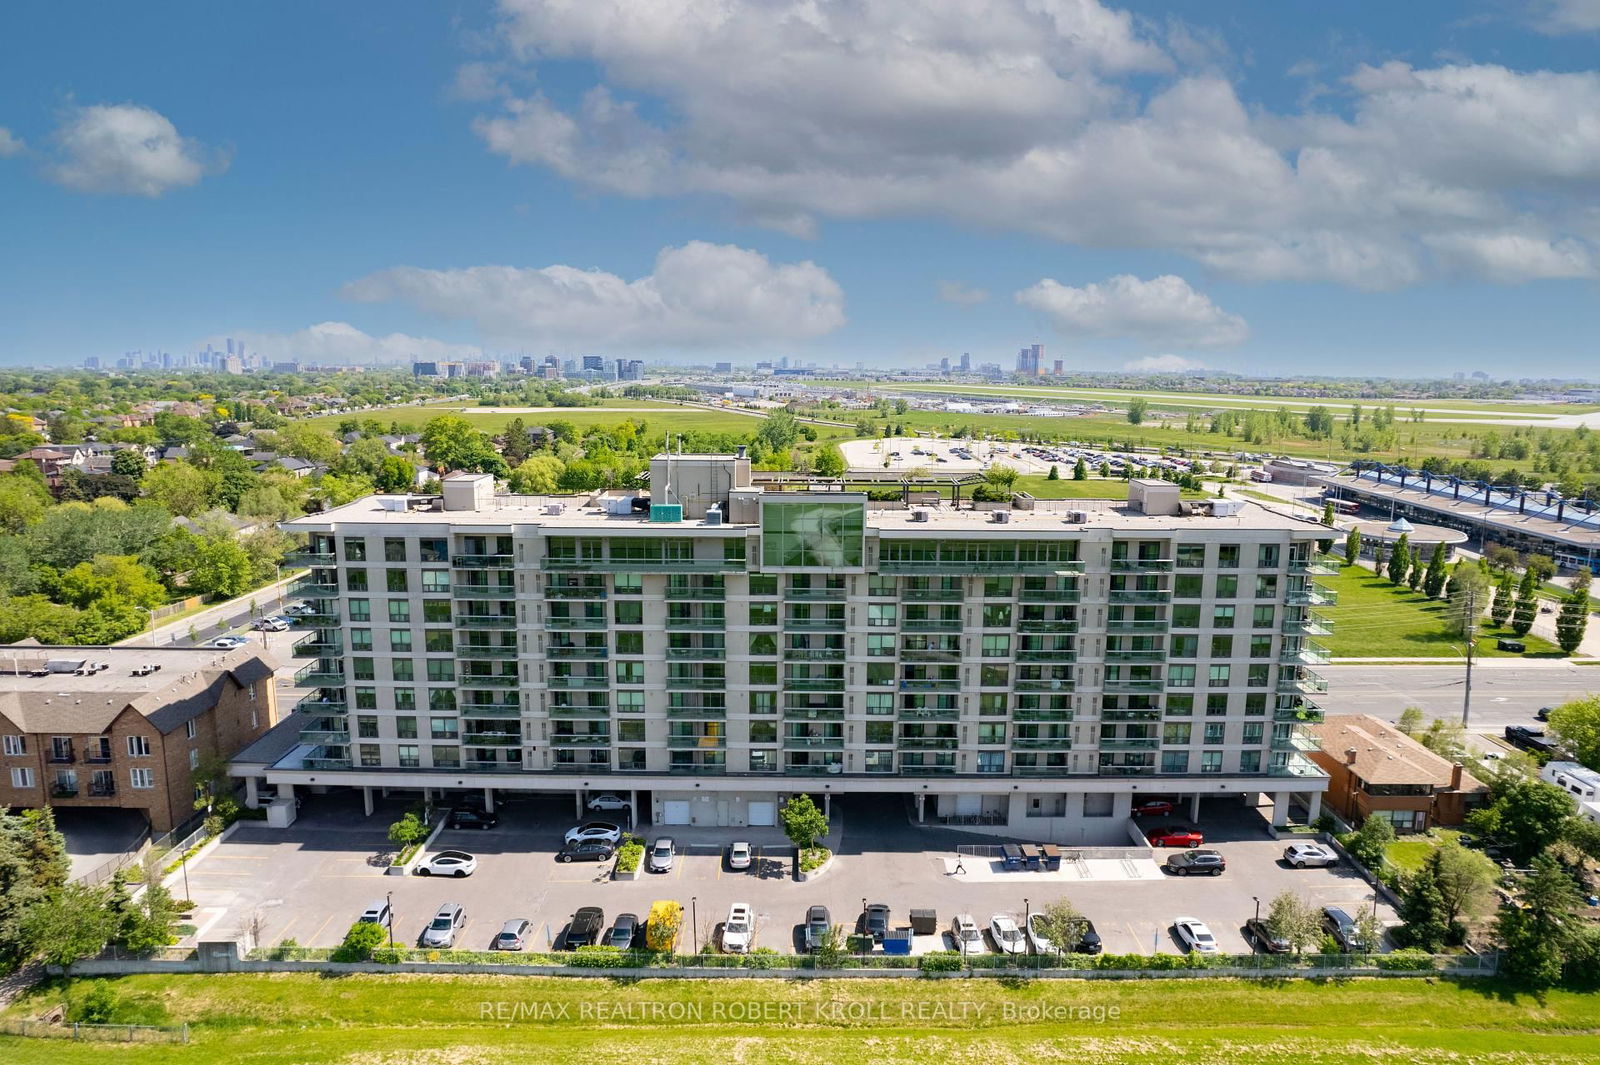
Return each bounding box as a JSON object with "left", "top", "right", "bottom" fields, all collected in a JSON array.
[
  {"left": 900, "top": 649, "right": 960, "bottom": 663},
  {"left": 1011, "top": 737, "right": 1073, "bottom": 750},
  {"left": 452, "top": 554, "right": 515, "bottom": 568},
  {"left": 1110, "top": 558, "right": 1174, "bottom": 573},
  {"left": 897, "top": 707, "right": 960, "bottom": 721},
  {"left": 453, "top": 585, "right": 517, "bottom": 599},
  {"left": 291, "top": 635, "right": 341, "bottom": 658},
  {"left": 544, "top": 616, "right": 607, "bottom": 630},
  {"left": 547, "top": 646, "right": 609, "bottom": 660},
  {"left": 900, "top": 587, "right": 964, "bottom": 602},
  {"left": 1277, "top": 671, "right": 1329, "bottom": 695},
  {"left": 1282, "top": 613, "right": 1333, "bottom": 637},
  {"left": 666, "top": 704, "right": 727, "bottom": 718},
  {"left": 282, "top": 549, "right": 335, "bottom": 567},
  {"left": 666, "top": 646, "right": 725, "bottom": 660},
  {"left": 290, "top": 579, "right": 338, "bottom": 597},
  {"left": 545, "top": 584, "right": 607, "bottom": 600},
  {"left": 1017, "top": 619, "right": 1078, "bottom": 633},
  {"left": 1288, "top": 555, "right": 1340, "bottom": 576},
  {"left": 785, "top": 678, "right": 847, "bottom": 692},
  {"left": 457, "top": 615, "right": 518, "bottom": 629},
  {"left": 1102, "top": 678, "right": 1163, "bottom": 693},
  {"left": 879, "top": 559, "right": 1084, "bottom": 575},
  {"left": 669, "top": 735, "right": 728, "bottom": 749},
  {"left": 1104, "top": 649, "right": 1165, "bottom": 663},
  {"left": 1013, "top": 709, "right": 1073, "bottom": 722},
  {"left": 294, "top": 694, "right": 346, "bottom": 714},
  {"left": 900, "top": 618, "right": 963, "bottom": 632},
  {"left": 458, "top": 645, "right": 519, "bottom": 659},
  {"left": 1017, "top": 649, "right": 1076, "bottom": 663},
  {"left": 298, "top": 725, "right": 350, "bottom": 745},
  {"left": 1108, "top": 589, "right": 1173, "bottom": 604},
  {"left": 783, "top": 735, "right": 844, "bottom": 749},
  {"left": 898, "top": 678, "right": 960, "bottom": 692},
  {"left": 784, "top": 647, "right": 846, "bottom": 661},
  {"left": 897, "top": 737, "right": 959, "bottom": 750},
  {"left": 1014, "top": 679, "right": 1075, "bottom": 692},
  {"left": 544, "top": 675, "right": 608, "bottom": 689},
  {"left": 293, "top": 663, "right": 344, "bottom": 687},
  {"left": 459, "top": 674, "right": 521, "bottom": 688},
  {"left": 1017, "top": 587, "right": 1081, "bottom": 603},
  {"left": 547, "top": 704, "right": 610, "bottom": 718},
  {"left": 1287, "top": 586, "right": 1338, "bottom": 607},
  {"left": 460, "top": 705, "right": 522, "bottom": 718},
  {"left": 1098, "top": 737, "right": 1160, "bottom": 750},
  {"left": 548, "top": 735, "right": 609, "bottom": 747},
  {"left": 543, "top": 557, "right": 744, "bottom": 573}
]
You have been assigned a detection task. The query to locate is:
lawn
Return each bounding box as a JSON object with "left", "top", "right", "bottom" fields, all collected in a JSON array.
[
  {"left": 1012, "top": 475, "right": 1209, "bottom": 500},
  {"left": 306, "top": 400, "right": 835, "bottom": 440},
  {"left": 1384, "top": 830, "right": 1466, "bottom": 876},
  {"left": 1320, "top": 565, "right": 1567, "bottom": 659},
  {"left": 4, "top": 972, "right": 1598, "bottom": 1065}
]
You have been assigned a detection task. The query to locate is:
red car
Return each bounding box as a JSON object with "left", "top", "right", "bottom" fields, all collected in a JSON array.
[
  {"left": 1147, "top": 827, "right": 1204, "bottom": 848},
  {"left": 1132, "top": 799, "right": 1175, "bottom": 818}
]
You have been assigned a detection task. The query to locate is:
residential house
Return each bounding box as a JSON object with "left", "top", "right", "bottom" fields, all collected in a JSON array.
[{"left": 1307, "top": 714, "right": 1489, "bottom": 832}]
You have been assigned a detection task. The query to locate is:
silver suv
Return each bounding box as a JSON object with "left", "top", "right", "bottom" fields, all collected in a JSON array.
[{"left": 421, "top": 903, "right": 465, "bottom": 948}]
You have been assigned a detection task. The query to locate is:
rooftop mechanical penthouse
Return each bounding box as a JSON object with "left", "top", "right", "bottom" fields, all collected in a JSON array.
[{"left": 246, "top": 453, "right": 1333, "bottom": 843}]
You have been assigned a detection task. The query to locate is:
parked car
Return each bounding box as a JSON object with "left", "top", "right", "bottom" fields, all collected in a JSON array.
[
  {"left": 1166, "top": 850, "right": 1225, "bottom": 876},
  {"left": 206, "top": 635, "right": 248, "bottom": 649},
  {"left": 1496, "top": 638, "right": 1526, "bottom": 653},
  {"left": 357, "top": 899, "right": 391, "bottom": 926},
  {"left": 564, "top": 821, "right": 623, "bottom": 846},
  {"left": 1282, "top": 842, "right": 1338, "bottom": 868},
  {"left": 1073, "top": 918, "right": 1103, "bottom": 954},
  {"left": 804, "top": 905, "right": 832, "bottom": 951},
  {"left": 1505, "top": 725, "right": 1556, "bottom": 755},
  {"left": 556, "top": 840, "right": 615, "bottom": 863},
  {"left": 863, "top": 902, "right": 890, "bottom": 941},
  {"left": 1535, "top": 706, "right": 1553, "bottom": 722},
  {"left": 1321, "top": 906, "right": 1370, "bottom": 952},
  {"left": 647, "top": 837, "right": 675, "bottom": 873},
  {"left": 1025, "top": 912, "right": 1054, "bottom": 955},
  {"left": 493, "top": 918, "right": 531, "bottom": 951},
  {"left": 605, "top": 913, "right": 640, "bottom": 950},
  {"left": 1148, "top": 827, "right": 1205, "bottom": 848},
  {"left": 723, "top": 903, "right": 754, "bottom": 953},
  {"left": 1244, "top": 918, "right": 1291, "bottom": 954},
  {"left": 416, "top": 850, "right": 477, "bottom": 877},
  {"left": 727, "top": 841, "right": 753, "bottom": 870},
  {"left": 448, "top": 808, "right": 499, "bottom": 830},
  {"left": 989, "top": 914, "right": 1027, "bottom": 955},
  {"left": 1132, "top": 799, "right": 1175, "bottom": 818},
  {"left": 587, "top": 794, "right": 630, "bottom": 812},
  {"left": 282, "top": 602, "right": 316, "bottom": 616},
  {"left": 253, "top": 617, "right": 289, "bottom": 632},
  {"left": 421, "top": 903, "right": 465, "bottom": 948},
  {"left": 567, "top": 906, "right": 605, "bottom": 949},
  {"left": 950, "top": 913, "right": 985, "bottom": 955},
  {"left": 1173, "top": 916, "right": 1218, "bottom": 954}
]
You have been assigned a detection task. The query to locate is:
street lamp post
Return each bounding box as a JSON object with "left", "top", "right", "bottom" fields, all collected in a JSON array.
[
  {"left": 1023, "top": 898, "right": 1030, "bottom": 970},
  {"left": 386, "top": 891, "right": 394, "bottom": 950},
  {"left": 691, "top": 897, "right": 698, "bottom": 956},
  {"left": 861, "top": 896, "right": 868, "bottom": 959},
  {"left": 1253, "top": 896, "right": 1260, "bottom": 923}
]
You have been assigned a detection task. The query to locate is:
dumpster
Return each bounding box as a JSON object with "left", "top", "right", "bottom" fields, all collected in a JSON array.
[
  {"left": 1018, "top": 843, "right": 1043, "bottom": 870},
  {"left": 1039, "top": 844, "right": 1063, "bottom": 871},
  {"left": 882, "top": 929, "right": 913, "bottom": 956},
  {"left": 909, "top": 908, "right": 938, "bottom": 935},
  {"left": 1001, "top": 843, "right": 1024, "bottom": 870}
]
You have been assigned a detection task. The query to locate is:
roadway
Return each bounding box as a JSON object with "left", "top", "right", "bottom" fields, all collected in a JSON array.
[{"left": 1322, "top": 661, "right": 1595, "bottom": 732}]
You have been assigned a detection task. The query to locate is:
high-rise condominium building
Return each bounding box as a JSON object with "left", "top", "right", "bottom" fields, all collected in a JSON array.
[
  {"left": 259, "top": 457, "right": 1331, "bottom": 841},
  {"left": 1016, "top": 343, "right": 1043, "bottom": 376}
]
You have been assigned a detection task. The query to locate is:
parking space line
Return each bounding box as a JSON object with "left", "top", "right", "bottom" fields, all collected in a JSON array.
[{"left": 307, "top": 913, "right": 337, "bottom": 946}]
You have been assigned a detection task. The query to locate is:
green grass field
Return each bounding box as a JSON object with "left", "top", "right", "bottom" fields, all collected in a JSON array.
[
  {"left": 3, "top": 972, "right": 1596, "bottom": 1065},
  {"left": 306, "top": 400, "right": 851, "bottom": 441},
  {"left": 1321, "top": 565, "right": 1565, "bottom": 659}
]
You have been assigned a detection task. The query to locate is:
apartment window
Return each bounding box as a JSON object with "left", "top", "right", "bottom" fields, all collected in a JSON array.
[
  {"left": 126, "top": 736, "right": 151, "bottom": 757},
  {"left": 1253, "top": 605, "right": 1275, "bottom": 629},
  {"left": 750, "top": 691, "right": 777, "bottom": 715},
  {"left": 1200, "top": 751, "right": 1223, "bottom": 774},
  {"left": 1214, "top": 575, "right": 1238, "bottom": 599},
  {"left": 427, "top": 660, "right": 453, "bottom": 682},
  {"left": 616, "top": 691, "right": 645, "bottom": 713},
  {"left": 360, "top": 745, "right": 382, "bottom": 767},
  {"left": 1166, "top": 634, "right": 1196, "bottom": 659},
  {"left": 1248, "top": 664, "right": 1271, "bottom": 688},
  {"left": 1171, "top": 605, "right": 1201, "bottom": 628},
  {"left": 352, "top": 686, "right": 376, "bottom": 710},
  {"left": 422, "top": 631, "right": 452, "bottom": 654},
  {"left": 979, "top": 664, "right": 1009, "bottom": 687},
  {"left": 348, "top": 598, "right": 371, "bottom": 622},
  {"left": 396, "top": 716, "right": 418, "bottom": 739},
  {"left": 1163, "top": 723, "right": 1191, "bottom": 745},
  {"left": 1210, "top": 635, "right": 1234, "bottom": 658},
  {"left": 977, "top": 723, "right": 1006, "bottom": 744},
  {"left": 865, "top": 693, "right": 893, "bottom": 716},
  {"left": 392, "top": 659, "right": 414, "bottom": 682},
  {"left": 389, "top": 631, "right": 413, "bottom": 653},
  {"left": 747, "top": 574, "right": 778, "bottom": 596},
  {"left": 185, "top": 720, "right": 197, "bottom": 740},
  {"left": 1165, "top": 694, "right": 1193, "bottom": 716},
  {"left": 346, "top": 569, "right": 369, "bottom": 592},
  {"left": 1217, "top": 544, "right": 1240, "bottom": 568},
  {"left": 866, "top": 634, "right": 895, "bottom": 657},
  {"left": 397, "top": 745, "right": 420, "bottom": 769},
  {"left": 1206, "top": 693, "right": 1230, "bottom": 716},
  {"left": 1238, "top": 750, "right": 1261, "bottom": 773},
  {"left": 1245, "top": 693, "right": 1268, "bottom": 716},
  {"left": 433, "top": 748, "right": 461, "bottom": 769},
  {"left": 420, "top": 570, "right": 450, "bottom": 593},
  {"left": 387, "top": 600, "right": 411, "bottom": 624},
  {"left": 129, "top": 768, "right": 154, "bottom": 789},
  {"left": 615, "top": 601, "right": 644, "bottom": 626},
  {"left": 749, "top": 633, "right": 777, "bottom": 656},
  {"left": 1173, "top": 574, "right": 1204, "bottom": 598},
  {"left": 749, "top": 663, "right": 778, "bottom": 686},
  {"left": 10, "top": 768, "right": 33, "bottom": 788},
  {"left": 357, "top": 716, "right": 379, "bottom": 739},
  {"left": 1242, "top": 722, "right": 1264, "bottom": 744},
  {"left": 616, "top": 662, "right": 645, "bottom": 685},
  {"left": 417, "top": 538, "right": 447, "bottom": 562},
  {"left": 1175, "top": 544, "right": 1206, "bottom": 568},
  {"left": 1160, "top": 751, "right": 1189, "bottom": 773},
  {"left": 384, "top": 538, "right": 407, "bottom": 562},
  {"left": 350, "top": 628, "right": 373, "bottom": 652},
  {"left": 395, "top": 689, "right": 416, "bottom": 711},
  {"left": 1168, "top": 665, "right": 1196, "bottom": 688},
  {"left": 386, "top": 570, "right": 408, "bottom": 593},
  {"left": 866, "top": 575, "right": 896, "bottom": 597},
  {"left": 749, "top": 749, "right": 779, "bottom": 773},
  {"left": 981, "top": 634, "right": 1011, "bottom": 657},
  {"left": 1211, "top": 606, "right": 1236, "bottom": 628},
  {"left": 428, "top": 689, "right": 455, "bottom": 711},
  {"left": 979, "top": 693, "right": 1007, "bottom": 716},
  {"left": 344, "top": 538, "right": 367, "bottom": 562},
  {"left": 981, "top": 604, "right": 1012, "bottom": 628},
  {"left": 1249, "top": 635, "right": 1273, "bottom": 659},
  {"left": 1257, "top": 544, "right": 1281, "bottom": 569},
  {"left": 1203, "top": 722, "right": 1226, "bottom": 744},
  {"left": 867, "top": 604, "right": 897, "bottom": 628},
  {"left": 430, "top": 717, "right": 458, "bottom": 740},
  {"left": 1, "top": 736, "right": 24, "bottom": 756},
  {"left": 866, "top": 663, "right": 896, "bottom": 686},
  {"left": 1255, "top": 575, "right": 1278, "bottom": 599},
  {"left": 1208, "top": 664, "right": 1231, "bottom": 688},
  {"left": 616, "top": 631, "right": 645, "bottom": 655},
  {"left": 983, "top": 577, "right": 1013, "bottom": 598},
  {"left": 422, "top": 599, "right": 451, "bottom": 623},
  {"left": 189, "top": 749, "right": 200, "bottom": 771},
  {"left": 353, "top": 657, "right": 375, "bottom": 681}
]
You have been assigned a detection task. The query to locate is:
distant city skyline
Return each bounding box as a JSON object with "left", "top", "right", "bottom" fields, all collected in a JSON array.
[{"left": 4, "top": 2, "right": 1600, "bottom": 375}]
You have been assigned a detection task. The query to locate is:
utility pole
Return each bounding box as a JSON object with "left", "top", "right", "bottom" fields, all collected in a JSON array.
[{"left": 1461, "top": 585, "right": 1478, "bottom": 728}]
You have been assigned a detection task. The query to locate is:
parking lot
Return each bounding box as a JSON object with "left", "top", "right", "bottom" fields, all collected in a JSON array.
[
  {"left": 180, "top": 792, "right": 1394, "bottom": 957},
  {"left": 837, "top": 436, "right": 1209, "bottom": 483}
]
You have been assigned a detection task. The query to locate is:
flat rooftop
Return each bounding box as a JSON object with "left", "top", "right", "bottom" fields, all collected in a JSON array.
[
  {"left": 285, "top": 492, "right": 1318, "bottom": 535},
  {"left": 0, "top": 644, "right": 273, "bottom": 696},
  {"left": 1314, "top": 471, "right": 1600, "bottom": 549}
]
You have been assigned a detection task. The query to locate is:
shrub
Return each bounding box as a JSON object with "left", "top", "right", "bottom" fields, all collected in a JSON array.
[
  {"left": 67, "top": 980, "right": 169, "bottom": 1026},
  {"left": 331, "top": 920, "right": 386, "bottom": 963},
  {"left": 744, "top": 948, "right": 782, "bottom": 970},
  {"left": 569, "top": 945, "right": 632, "bottom": 968},
  {"left": 799, "top": 846, "right": 830, "bottom": 873},
  {"left": 1376, "top": 948, "right": 1437, "bottom": 972},
  {"left": 615, "top": 838, "right": 644, "bottom": 874},
  {"left": 919, "top": 951, "right": 962, "bottom": 973},
  {"left": 370, "top": 946, "right": 404, "bottom": 965}
]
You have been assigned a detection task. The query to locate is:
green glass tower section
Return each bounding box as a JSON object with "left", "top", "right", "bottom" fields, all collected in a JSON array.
[{"left": 761, "top": 499, "right": 865, "bottom": 570}]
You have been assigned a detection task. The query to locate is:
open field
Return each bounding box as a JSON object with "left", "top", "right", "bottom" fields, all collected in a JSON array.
[
  {"left": 306, "top": 401, "right": 848, "bottom": 440},
  {"left": 4, "top": 972, "right": 1598, "bottom": 1065},
  {"left": 1320, "top": 565, "right": 1565, "bottom": 660}
]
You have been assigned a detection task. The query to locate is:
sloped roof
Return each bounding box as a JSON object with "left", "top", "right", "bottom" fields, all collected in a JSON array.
[{"left": 1309, "top": 714, "right": 1488, "bottom": 792}]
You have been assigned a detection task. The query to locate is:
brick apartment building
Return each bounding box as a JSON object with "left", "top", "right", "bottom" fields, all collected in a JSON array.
[
  {"left": 0, "top": 645, "right": 279, "bottom": 832},
  {"left": 1307, "top": 714, "right": 1489, "bottom": 833}
]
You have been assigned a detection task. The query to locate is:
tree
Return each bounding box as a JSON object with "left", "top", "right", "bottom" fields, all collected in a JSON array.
[
  {"left": 1556, "top": 570, "right": 1591, "bottom": 655},
  {"left": 0, "top": 475, "right": 50, "bottom": 533},
  {"left": 387, "top": 812, "right": 427, "bottom": 850},
  {"left": 1548, "top": 695, "right": 1600, "bottom": 771},
  {"left": 1443, "top": 560, "right": 1489, "bottom": 638},
  {"left": 22, "top": 882, "right": 117, "bottom": 973},
  {"left": 778, "top": 793, "right": 829, "bottom": 850},
  {"left": 1126, "top": 397, "right": 1148, "bottom": 425},
  {"left": 109, "top": 449, "right": 147, "bottom": 480},
  {"left": 141, "top": 459, "right": 217, "bottom": 517},
  {"left": 1490, "top": 569, "right": 1515, "bottom": 627},
  {"left": 1510, "top": 567, "right": 1538, "bottom": 637},
  {"left": 1073, "top": 458, "right": 1088, "bottom": 481},
  {"left": 1046, "top": 464, "right": 1059, "bottom": 481},
  {"left": 57, "top": 555, "right": 166, "bottom": 610},
  {"left": 331, "top": 920, "right": 386, "bottom": 962},
  {"left": 1032, "top": 898, "right": 1087, "bottom": 958},
  {"left": 507, "top": 456, "right": 566, "bottom": 495},
  {"left": 1430, "top": 842, "right": 1497, "bottom": 932},
  {"left": 1344, "top": 526, "right": 1361, "bottom": 568},
  {"left": 189, "top": 536, "right": 254, "bottom": 599},
  {"left": 1394, "top": 861, "right": 1450, "bottom": 951},
  {"left": 1468, "top": 779, "right": 1575, "bottom": 864},
  {"left": 1387, "top": 533, "right": 1410, "bottom": 585},
  {"left": 1346, "top": 814, "right": 1396, "bottom": 873},
  {"left": 419, "top": 415, "right": 507, "bottom": 476},
  {"left": 0, "top": 808, "right": 72, "bottom": 970},
  {"left": 1265, "top": 891, "right": 1322, "bottom": 954},
  {"left": 1417, "top": 718, "right": 1466, "bottom": 762},
  {"left": 375, "top": 456, "right": 417, "bottom": 494},
  {"left": 1321, "top": 500, "right": 1335, "bottom": 527},
  {"left": 755, "top": 410, "right": 801, "bottom": 453},
  {"left": 1496, "top": 854, "right": 1582, "bottom": 987},
  {"left": 813, "top": 444, "right": 846, "bottom": 478},
  {"left": 1423, "top": 542, "right": 1448, "bottom": 598},
  {"left": 311, "top": 472, "right": 376, "bottom": 508},
  {"left": 119, "top": 864, "right": 178, "bottom": 955},
  {"left": 1397, "top": 706, "right": 1425, "bottom": 735},
  {"left": 277, "top": 423, "right": 342, "bottom": 465}
]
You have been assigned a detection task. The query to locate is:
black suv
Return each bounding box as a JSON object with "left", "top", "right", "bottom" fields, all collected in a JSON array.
[
  {"left": 1166, "top": 850, "right": 1226, "bottom": 876},
  {"left": 567, "top": 906, "right": 605, "bottom": 949},
  {"left": 448, "top": 808, "right": 499, "bottom": 830},
  {"left": 862, "top": 903, "right": 891, "bottom": 942},
  {"left": 557, "top": 840, "right": 616, "bottom": 863},
  {"left": 1244, "top": 918, "right": 1291, "bottom": 953},
  {"left": 1505, "top": 725, "right": 1556, "bottom": 755}
]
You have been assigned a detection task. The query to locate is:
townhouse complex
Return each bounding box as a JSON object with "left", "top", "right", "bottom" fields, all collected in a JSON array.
[{"left": 255, "top": 454, "right": 1334, "bottom": 843}]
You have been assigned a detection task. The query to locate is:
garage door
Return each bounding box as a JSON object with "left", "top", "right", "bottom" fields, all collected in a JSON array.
[
  {"left": 954, "top": 794, "right": 983, "bottom": 817},
  {"left": 747, "top": 801, "right": 775, "bottom": 826},
  {"left": 662, "top": 801, "right": 692, "bottom": 825}
]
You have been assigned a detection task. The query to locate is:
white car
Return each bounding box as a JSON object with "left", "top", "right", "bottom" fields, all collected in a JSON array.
[
  {"left": 206, "top": 635, "right": 248, "bottom": 649},
  {"left": 283, "top": 602, "right": 316, "bottom": 616},
  {"left": 1174, "top": 916, "right": 1218, "bottom": 954},
  {"left": 586, "top": 794, "right": 630, "bottom": 812},
  {"left": 564, "top": 822, "right": 623, "bottom": 846},
  {"left": 1025, "top": 912, "right": 1054, "bottom": 955},
  {"left": 727, "top": 841, "right": 753, "bottom": 870},
  {"left": 989, "top": 914, "right": 1027, "bottom": 956},
  {"left": 646, "top": 837, "right": 675, "bottom": 873},
  {"left": 1282, "top": 842, "right": 1339, "bottom": 868},
  {"left": 416, "top": 850, "right": 477, "bottom": 878},
  {"left": 723, "top": 903, "right": 753, "bottom": 953},
  {"left": 950, "top": 913, "right": 985, "bottom": 955},
  {"left": 253, "top": 617, "right": 289, "bottom": 632}
]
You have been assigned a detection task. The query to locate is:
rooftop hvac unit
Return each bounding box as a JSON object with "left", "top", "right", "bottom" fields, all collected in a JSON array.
[
  {"left": 543, "top": 503, "right": 565, "bottom": 516},
  {"left": 910, "top": 508, "right": 932, "bottom": 523},
  {"left": 991, "top": 509, "right": 1012, "bottom": 524},
  {"left": 1064, "top": 510, "right": 1089, "bottom": 523},
  {"left": 704, "top": 505, "right": 724, "bottom": 526},
  {"left": 378, "top": 497, "right": 407, "bottom": 513}
]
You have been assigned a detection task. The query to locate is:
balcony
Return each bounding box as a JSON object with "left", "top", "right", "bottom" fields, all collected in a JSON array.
[
  {"left": 1017, "top": 619, "right": 1078, "bottom": 633},
  {"left": 293, "top": 663, "right": 344, "bottom": 687},
  {"left": 547, "top": 645, "right": 608, "bottom": 660},
  {"left": 1275, "top": 707, "right": 1326, "bottom": 724},
  {"left": 458, "top": 645, "right": 519, "bottom": 659},
  {"left": 667, "top": 676, "right": 726, "bottom": 692},
  {"left": 1282, "top": 613, "right": 1333, "bottom": 637},
  {"left": 291, "top": 635, "right": 342, "bottom": 658},
  {"left": 1109, "top": 589, "right": 1172, "bottom": 604},
  {"left": 901, "top": 587, "right": 964, "bottom": 602},
  {"left": 547, "top": 704, "right": 609, "bottom": 718},
  {"left": 460, "top": 704, "right": 523, "bottom": 718},
  {"left": 452, "top": 554, "right": 514, "bottom": 568},
  {"left": 545, "top": 584, "right": 606, "bottom": 600},
  {"left": 1277, "top": 672, "right": 1329, "bottom": 696},
  {"left": 1097, "top": 764, "right": 1156, "bottom": 776},
  {"left": 1017, "top": 587, "right": 1081, "bottom": 603},
  {"left": 879, "top": 559, "right": 1085, "bottom": 575},
  {"left": 1280, "top": 643, "right": 1330, "bottom": 667},
  {"left": 900, "top": 618, "right": 962, "bottom": 632},
  {"left": 898, "top": 678, "right": 960, "bottom": 692},
  {"left": 897, "top": 707, "right": 960, "bottom": 721},
  {"left": 1105, "top": 649, "right": 1165, "bottom": 663},
  {"left": 88, "top": 783, "right": 116, "bottom": 798},
  {"left": 1013, "top": 709, "right": 1072, "bottom": 722},
  {"left": 898, "top": 763, "right": 959, "bottom": 775},
  {"left": 784, "top": 647, "right": 845, "bottom": 661},
  {"left": 283, "top": 549, "right": 335, "bottom": 567},
  {"left": 303, "top": 755, "right": 353, "bottom": 770},
  {"left": 1017, "top": 649, "right": 1076, "bottom": 663},
  {"left": 784, "top": 617, "right": 847, "bottom": 632},
  {"left": 1102, "top": 678, "right": 1163, "bottom": 693},
  {"left": 783, "top": 735, "right": 844, "bottom": 749},
  {"left": 1099, "top": 737, "right": 1160, "bottom": 750},
  {"left": 50, "top": 784, "right": 78, "bottom": 798},
  {"left": 667, "top": 763, "right": 728, "bottom": 775},
  {"left": 1267, "top": 753, "right": 1326, "bottom": 778},
  {"left": 543, "top": 557, "right": 745, "bottom": 573},
  {"left": 1011, "top": 737, "right": 1072, "bottom": 750},
  {"left": 1286, "top": 586, "right": 1338, "bottom": 607},
  {"left": 897, "top": 737, "right": 959, "bottom": 750},
  {"left": 293, "top": 607, "right": 340, "bottom": 624},
  {"left": 545, "top": 675, "right": 607, "bottom": 690},
  {"left": 784, "top": 763, "right": 845, "bottom": 775},
  {"left": 1110, "top": 558, "right": 1174, "bottom": 573},
  {"left": 1101, "top": 709, "right": 1161, "bottom": 722},
  {"left": 666, "top": 646, "right": 725, "bottom": 660},
  {"left": 666, "top": 704, "right": 727, "bottom": 718},
  {"left": 784, "top": 707, "right": 845, "bottom": 721},
  {"left": 462, "top": 759, "right": 522, "bottom": 772},
  {"left": 785, "top": 678, "right": 847, "bottom": 692},
  {"left": 457, "top": 615, "right": 518, "bottom": 629},
  {"left": 47, "top": 750, "right": 75, "bottom": 765},
  {"left": 459, "top": 672, "right": 521, "bottom": 689},
  {"left": 1288, "top": 555, "right": 1340, "bottom": 576},
  {"left": 453, "top": 585, "right": 517, "bottom": 599},
  {"left": 548, "top": 734, "right": 608, "bottom": 747},
  {"left": 1014, "top": 679, "right": 1075, "bottom": 692},
  {"left": 1106, "top": 618, "right": 1167, "bottom": 633},
  {"left": 1012, "top": 764, "right": 1072, "bottom": 776},
  {"left": 298, "top": 725, "right": 350, "bottom": 745},
  {"left": 290, "top": 579, "right": 338, "bottom": 597},
  {"left": 664, "top": 616, "right": 727, "bottom": 631},
  {"left": 544, "top": 616, "right": 607, "bottom": 630},
  {"left": 668, "top": 735, "right": 727, "bottom": 749},
  {"left": 784, "top": 586, "right": 848, "bottom": 601},
  {"left": 666, "top": 585, "right": 727, "bottom": 601},
  {"left": 900, "top": 649, "right": 960, "bottom": 663}
]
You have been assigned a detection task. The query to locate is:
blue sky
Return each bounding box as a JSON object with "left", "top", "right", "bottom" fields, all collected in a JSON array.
[{"left": 3, "top": 0, "right": 1600, "bottom": 377}]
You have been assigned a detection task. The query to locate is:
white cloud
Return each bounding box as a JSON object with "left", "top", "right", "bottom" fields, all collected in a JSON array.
[
  {"left": 1125, "top": 354, "right": 1209, "bottom": 372},
  {"left": 936, "top": 280, "right": 989, "bottom": 306},
  {"left": 1016, "top": 274, "right": 1249, "bottom": 348},
  {"left": 1533, "top": 0, "right": 1600, "bottom": 33},
  {"left": 0, "top": 128, "right": 24, "bottom": 157},
  {"left": 466, "top": 1, "right": 1600, "bottom": 288},
  {"left": 341, "top": 241, "right": 845, "bottom": 349},
  {"left": 49, "top": 103, "right": 223, "bottom": 196},
  {"left": 209, "top": 322, "right": 481, "bottom": 365}
]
